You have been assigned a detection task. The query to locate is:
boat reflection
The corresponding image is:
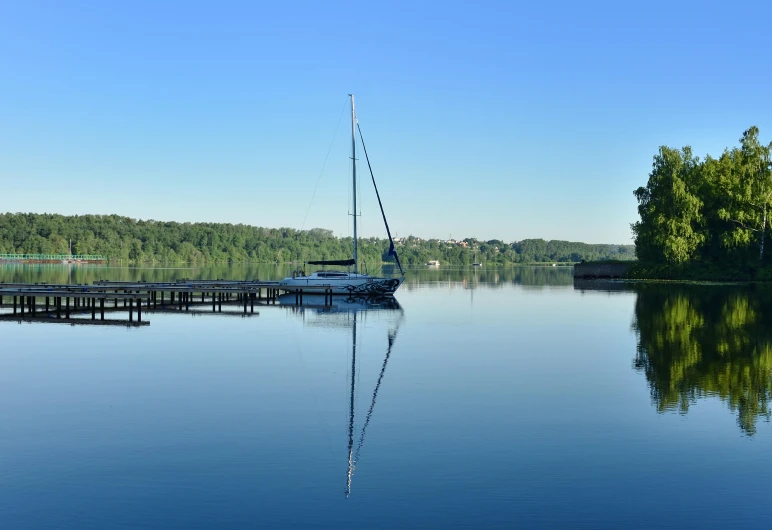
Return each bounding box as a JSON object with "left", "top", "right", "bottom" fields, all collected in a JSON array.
[
  {"left": 280, "top": 294, "right": 403, "bottom": 496},
  {"left": 278, "top": 293, "right": 401, "bottom": 323}
]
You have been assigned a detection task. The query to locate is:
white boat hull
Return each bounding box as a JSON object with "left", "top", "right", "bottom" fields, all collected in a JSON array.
[{"left": 278, "top": 275, "right": 403, "bottom": 296}]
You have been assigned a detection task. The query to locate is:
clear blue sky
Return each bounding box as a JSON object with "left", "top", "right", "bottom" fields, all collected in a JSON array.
[{"left": 1, "top": 0, "right": 770, "bottom": 244}]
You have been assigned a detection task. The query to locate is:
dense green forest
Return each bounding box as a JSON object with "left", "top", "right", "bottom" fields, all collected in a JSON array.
[
  {"left": 0, "top": 213, "right": 633, "bottom": 266},
  {"left": 631, "top": 126, "right": 772, "bottom": 279}
]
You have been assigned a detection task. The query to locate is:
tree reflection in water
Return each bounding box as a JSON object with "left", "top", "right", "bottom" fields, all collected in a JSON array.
[{"left": 632, "top": 284, "right": 772, "bottom": 435}]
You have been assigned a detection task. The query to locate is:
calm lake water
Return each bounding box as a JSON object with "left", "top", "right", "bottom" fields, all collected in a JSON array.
[{"left": 1, "top": 264, "right": 771, "bottom": 529}]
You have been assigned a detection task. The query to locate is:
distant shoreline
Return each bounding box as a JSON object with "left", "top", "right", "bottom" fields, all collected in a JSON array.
[
  {"left": 576, "top": 260, "right": 772, "bottom": 282},
  {"left": 0, "top": 212, "right": 634, "bottom": 267}
]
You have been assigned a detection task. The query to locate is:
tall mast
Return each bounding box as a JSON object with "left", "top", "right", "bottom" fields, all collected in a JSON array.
[{"left": 350, "top": 94, "right": 358, "bottom": 274}]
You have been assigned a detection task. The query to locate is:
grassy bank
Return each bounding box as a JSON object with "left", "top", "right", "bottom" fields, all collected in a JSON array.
[{"left": 625, "top": 261, "right": 772, "bottom": 282}]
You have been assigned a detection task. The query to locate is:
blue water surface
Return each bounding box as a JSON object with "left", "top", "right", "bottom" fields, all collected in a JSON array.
[{"left": 1, "top": 266, "right": 770, "bottom": 529}]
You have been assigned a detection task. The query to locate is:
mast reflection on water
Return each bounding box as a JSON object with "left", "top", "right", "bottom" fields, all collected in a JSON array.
[{"left": 281, "top": 294, "right": 403, "bottom": 497}]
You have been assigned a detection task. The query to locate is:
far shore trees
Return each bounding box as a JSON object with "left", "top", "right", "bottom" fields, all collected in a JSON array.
[{"left": 0, "top": 213, "right": 634, "bottom": 266}]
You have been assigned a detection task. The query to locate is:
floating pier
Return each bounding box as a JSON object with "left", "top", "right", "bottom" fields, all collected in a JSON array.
[
  {"left": 0, "top": 279, "right": 338, "bottom": 327},
  {"left": 0, "top": 289, "right": 150, "bottom": 325}
]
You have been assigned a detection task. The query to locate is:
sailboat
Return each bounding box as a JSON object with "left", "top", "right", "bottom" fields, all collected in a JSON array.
[{"left": 278, "top": 95, "right": 404, "bottom": 296}]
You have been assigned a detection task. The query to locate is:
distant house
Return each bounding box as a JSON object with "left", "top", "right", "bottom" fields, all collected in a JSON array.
[{"left": 458, "top": 241, "right": 469, "bottom": 248}]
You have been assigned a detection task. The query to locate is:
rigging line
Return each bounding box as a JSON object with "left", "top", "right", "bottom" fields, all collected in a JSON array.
[
  {"left": 301, "top": 97, "right": 349, "bottom": 232},
  {"left": 353, "top": 324, "right": 399, "bottom": 465},
  {"left": 356, "top": 122, "right": 405, "bottom": 275}
]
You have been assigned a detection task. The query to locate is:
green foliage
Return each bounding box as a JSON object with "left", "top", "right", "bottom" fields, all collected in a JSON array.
[
  {"left": 633, "top": 126, "right": 772, "bottom": 268},
  {"left": 632, "top": 146, "right": 705, "bottom": 263},
  {"left": 0, "top": 213, "right": 634, "bottom": 265}
]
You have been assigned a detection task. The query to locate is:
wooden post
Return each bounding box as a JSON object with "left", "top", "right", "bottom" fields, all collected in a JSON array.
[
  {"left": 46, "top": 296, "right": 50, "bottom": 312},
  {"left": 212, "top": 292, "right": 216, "bottom": 312},
  {"left": 56, "top": 297, "right": 61, "bottom": 318},
  {"left": 185, "top": 292, "right": 189, "bottom": 311},
  {"left": 65, "top": 297, "right": 70, "bottom": 318},
  {"left": 251, "top": 293, "right": 254, "bottom": 313},
  {"left": 137, "top": 298, "right": 142, "bottom": 322},
  {"left": 31, "top": 296, "right": 36, "bottom": 316},
  {"left": 100, "top": 298, "right": 105, "bottom": 320},
  {"left": 20, "top": 295, "right": 24, "bottom": 315},
  {"left": 218, "top": 292, "right": 222, "bottom": 312},
  {"left": 129, "top": 299, "right": 134, "bottom": 322},
  {"left": 91, "top": 298, "right": 96, "bottom": 320},
  {"left": 13, "top": 296, "right": 17, "bottom": 314}
]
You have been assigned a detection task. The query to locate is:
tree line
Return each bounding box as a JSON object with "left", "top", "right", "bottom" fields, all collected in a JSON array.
[
  {"left": 0, "top": 213, "right": 633, "bottom": 266},
  {"left": 632, "top": 126, "right": 772, "bottom": 278}
]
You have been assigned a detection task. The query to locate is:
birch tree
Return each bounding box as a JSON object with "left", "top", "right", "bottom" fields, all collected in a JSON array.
[{"left": 717, "top": 127, "right": 772, "bottom": 261}]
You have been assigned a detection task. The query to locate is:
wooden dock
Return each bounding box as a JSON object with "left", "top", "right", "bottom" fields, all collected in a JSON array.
[{"left": 0, "top": 279, "right": 337, "bottom": 327}]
